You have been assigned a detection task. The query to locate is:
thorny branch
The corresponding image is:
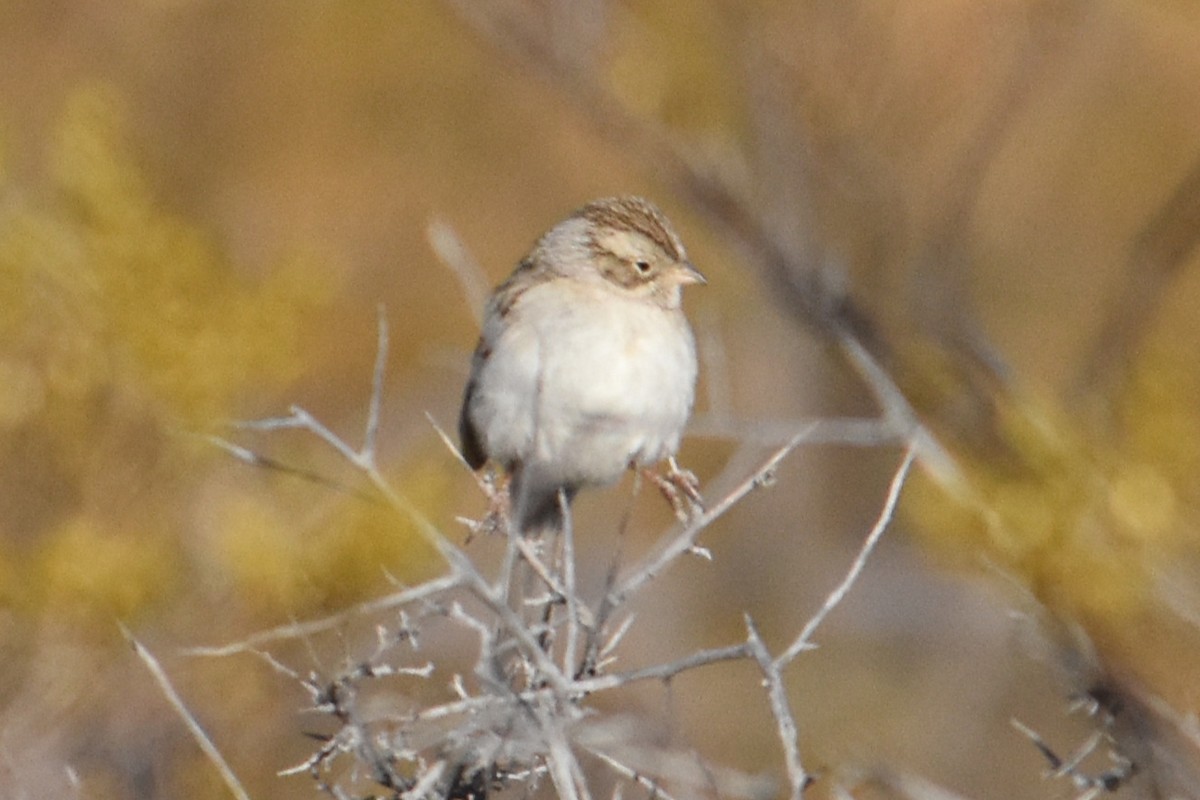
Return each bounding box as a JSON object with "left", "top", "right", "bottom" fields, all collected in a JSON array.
[
  {"left": 167, "top": 310, "right": 920, "bottom": 799},
  {"left": 161, "top": 8, "right": 938, "bottom": 790},
  {"left": 136, "top": 3, "right": 1200, "bottom": 797}
]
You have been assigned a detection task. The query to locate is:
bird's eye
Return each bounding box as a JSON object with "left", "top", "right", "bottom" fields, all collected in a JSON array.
[{"left": 634, "top": 260, "right": 652, "bottom": 275}]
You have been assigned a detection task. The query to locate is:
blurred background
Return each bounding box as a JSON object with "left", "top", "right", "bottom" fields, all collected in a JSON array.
[{"left": 3, "top": 0, "right": 1200, "bottom": 797}]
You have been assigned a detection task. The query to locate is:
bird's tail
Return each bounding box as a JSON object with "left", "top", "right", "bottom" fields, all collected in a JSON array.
[{"left": 510, "top": 466, "right": 576, "bottom": 537}]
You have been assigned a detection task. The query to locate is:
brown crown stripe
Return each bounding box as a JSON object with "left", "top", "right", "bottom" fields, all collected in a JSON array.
[{"left": 577, "top": 197, "right": 686, "bottom": 262}]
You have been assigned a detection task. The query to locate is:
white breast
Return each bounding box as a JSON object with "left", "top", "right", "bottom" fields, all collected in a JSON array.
[{"left": 470, "top": 279, "right": 697, "bottom": 488}]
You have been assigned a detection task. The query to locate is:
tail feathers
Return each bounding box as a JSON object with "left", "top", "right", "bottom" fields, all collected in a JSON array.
[{"left": 510, "top": 468, "right": 577, "bottom": 537}]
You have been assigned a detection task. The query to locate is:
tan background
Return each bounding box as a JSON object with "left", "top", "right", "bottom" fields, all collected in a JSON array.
[{"left": 2, "top": 1, "right": 1200, "bottom": 797}]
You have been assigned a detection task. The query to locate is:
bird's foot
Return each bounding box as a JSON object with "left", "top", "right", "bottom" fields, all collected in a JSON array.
[
  {"left": 646, "top": 457, "right": 705, "bottom": 523},
  {"left": 459, "top": 470, "right": 512, "bottom": 541}
]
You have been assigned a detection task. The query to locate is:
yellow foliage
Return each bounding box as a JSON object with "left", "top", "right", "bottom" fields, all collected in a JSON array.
[
  {"left": 906, "top": 299, "right": 1200, "bottom": 636},
  {"left": 1107, "top": 463, "right": 1177, "bottom": 542},
  {"left": 0, "top": 539, "right": 24, "bottom": 609},
  {"left": 207, "top": 453, "right": 447, "bottom": 614},
  {"left": 0, "top": 357, "right": 45, "bottom": 429},
  {"left": 1121, "top": 334, "right": 1200, "bottom": 501},
  {"left": 2, "top": 82, "right": 333, "bottom": 429},
  {"left": 299, "top": 454, "right": 448, "bottom": 608},
  {"left": 608, "top": 1, "right": 744, "bottom": 138},
  {"left": 906, "top": 392, "right": 1166, "bottom": 624},
  {"left": 0, "top": 83, "right": 337, "bottom": 628},
  {"left": 36, "top": 514, "right": 182, "bottom": 625},
  {"left": 210, "top": 493, "right": 306, "bottom": 609}
]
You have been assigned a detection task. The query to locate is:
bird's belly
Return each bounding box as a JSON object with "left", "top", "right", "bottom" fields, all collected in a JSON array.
[{"left": 530, "top": 300, "right": 696, "bottom": 486}]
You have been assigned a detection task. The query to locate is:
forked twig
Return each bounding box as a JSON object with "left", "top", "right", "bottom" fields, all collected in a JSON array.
[
  {"left": 777, "top": 444, "right": 917, "bottom": 666},
  {"left": 746, "top": 617, "right": 808, "bottom": 799}
]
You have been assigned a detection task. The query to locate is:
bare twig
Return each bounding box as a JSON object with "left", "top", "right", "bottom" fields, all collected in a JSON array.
[
  {"left": 225, "top": 359, "right": 579, "bottom": 695},
  {"left": 427, "top": 217, "right": 490, "bottom": 327},
  {"left": 610, "top": 423, "right": 817, "bottom": 606},
  {"left": 363, "top": 305, "right": 389, "bottom": 465},
  {"left": 425, "top": 411, "right": 471, "bottom": 469},
  {"left": 577, "top": 717, "right": 777, "bottom": 799},
  {"left": 184, "top": 574, "right": 465, "bottom": 657},
  {"left": 560, "top": 489, "right": 582, "bottom": 677},
  {"left": 746, "top": 617, "right": 807, "bottom": 799},
  {"left": 776, "top": 444, "right": 917, "bottom": 666},
  {"left": 586, "top": 748, "right": 682, "bottom": 800},
  {"left": 573, "top": 644, "right": 752, "bottom": 694},
  {"left": 545, "top": 721, "right": 586, "bottom": 800},
  {"left": 203, "top": 434, "right": 378, "bottom": 504},
  {"left": 125, "top": 627, "right": 253, "bottom": 800}
]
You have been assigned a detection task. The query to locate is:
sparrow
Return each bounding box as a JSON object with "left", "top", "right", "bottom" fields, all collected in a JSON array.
[{"left": 459, "top": 196, "right": 705, "bottom": 534}]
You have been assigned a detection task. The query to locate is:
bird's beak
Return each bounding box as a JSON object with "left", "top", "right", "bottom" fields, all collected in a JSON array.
[{"left": 676, "top": 261, "right": 707, "bottom": 286}]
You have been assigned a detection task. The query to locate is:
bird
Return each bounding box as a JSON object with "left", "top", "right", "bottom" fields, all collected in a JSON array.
[{"left": 458, "top": 196, "right": 706, "bottom": 535}]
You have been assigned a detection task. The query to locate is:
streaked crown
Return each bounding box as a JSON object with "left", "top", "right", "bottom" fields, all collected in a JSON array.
[{"left": 578, "top": 196, "right": 688, "bottom": 263}]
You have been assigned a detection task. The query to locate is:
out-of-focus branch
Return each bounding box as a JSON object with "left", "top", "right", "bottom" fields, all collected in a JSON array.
[
  {"left": 443, "top": 0, "right": 865, "bottom": 342},
  {"left": 427, "top": 218, "right": 490, "bottom": 328},
  {"left": 443, "top": 0, "right": 960, "bottom": 495},
  {"left": 126, "top": 629, "right": 253, "bottom": 800},
  {"left": 1077, "top": 155, "right": 1200, "bottom": 400}
]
